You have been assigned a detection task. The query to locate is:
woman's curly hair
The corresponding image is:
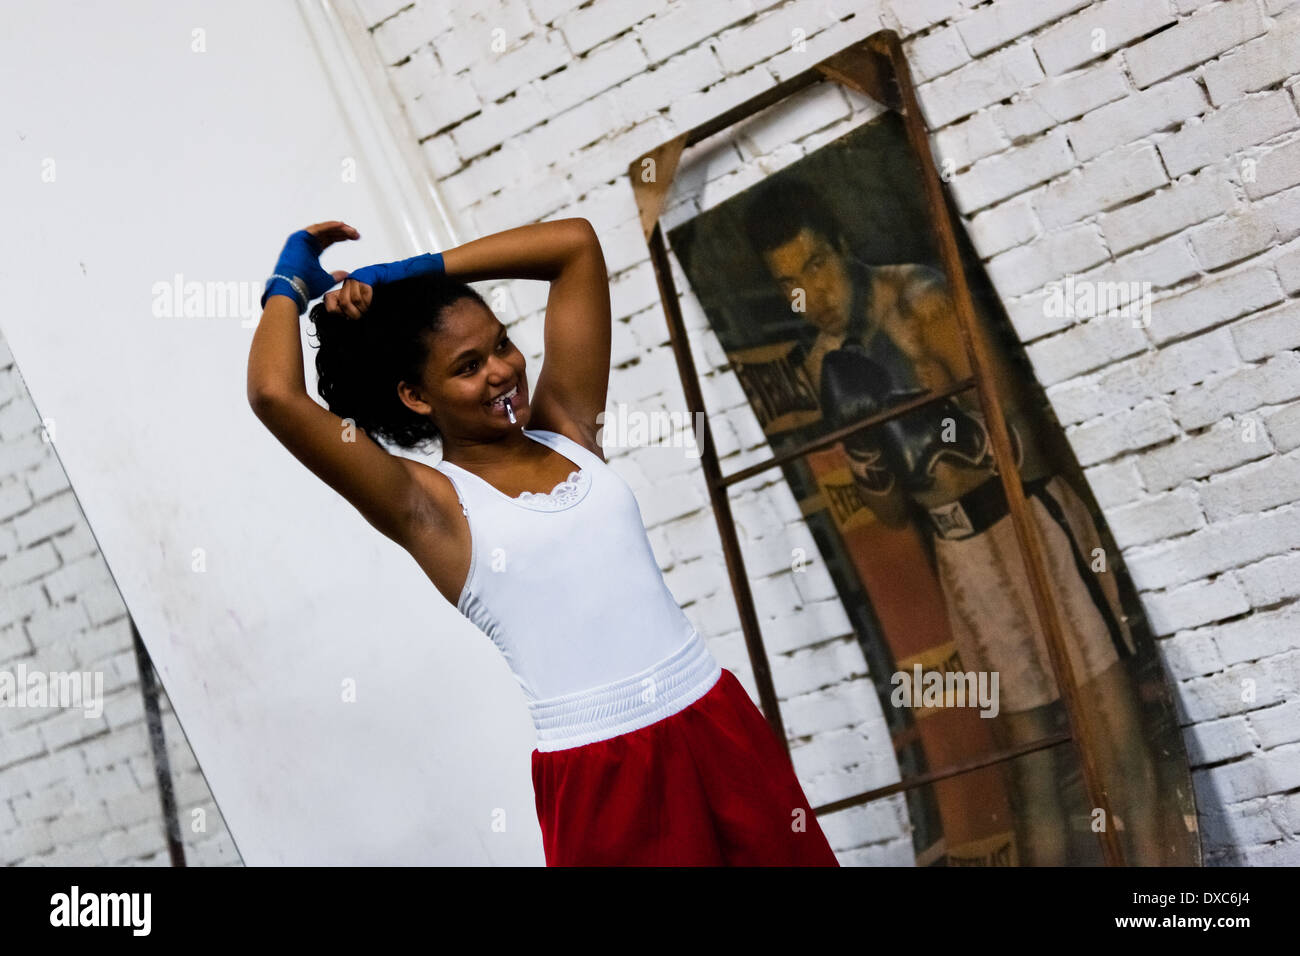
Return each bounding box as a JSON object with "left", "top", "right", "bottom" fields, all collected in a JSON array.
[{"left": 307, "top": 271, "right": 488, "bottom": 454}]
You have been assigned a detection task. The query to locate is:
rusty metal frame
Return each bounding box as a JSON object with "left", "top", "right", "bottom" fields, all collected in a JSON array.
[{"left": 627, "top": 29, "right": 1124, "bottom": 866}]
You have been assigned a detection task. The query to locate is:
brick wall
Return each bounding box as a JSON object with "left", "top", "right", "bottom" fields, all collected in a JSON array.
[
  {"left": 0, "top": 330, "right": 241, "bottom": 866},
  {"left": 358, "top": 0, "right": 1300, "bottom": 865}
]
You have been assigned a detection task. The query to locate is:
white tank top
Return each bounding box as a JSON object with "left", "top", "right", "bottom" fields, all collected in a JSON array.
[{"left": 433, "top": 429, "right": 714, "bottom": 710}]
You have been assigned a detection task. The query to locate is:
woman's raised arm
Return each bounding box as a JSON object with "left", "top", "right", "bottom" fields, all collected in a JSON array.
[
  {"left": 246, "top": 222, "right": 429, "bottom": 550},
  {"left": 247, "top": 221, "right": 357, "bottom": 400},
  {"left": 441, "top": 218, "right": 611, "bottom": 441}
]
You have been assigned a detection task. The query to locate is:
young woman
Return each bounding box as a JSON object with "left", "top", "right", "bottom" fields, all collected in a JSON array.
[{"left": 246, "top": 219, "right": 839, "bottom": 866}]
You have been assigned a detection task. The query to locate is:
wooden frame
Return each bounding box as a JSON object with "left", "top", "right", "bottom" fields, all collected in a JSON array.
[{"left": 627, "top": 29, "right": 1132, "bottom": 865}]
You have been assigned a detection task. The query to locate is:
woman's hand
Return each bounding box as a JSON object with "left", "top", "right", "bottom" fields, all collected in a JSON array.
[
  {"left": 323, "top": 249, "right": 444, "bottom": 319},
  {"left": 323, "top": 278, "right": 373, "bottom": 319},
  {"left": 304, "top": 220, "right": 360, "bottom": 248},
  {"left": 262, "top": 220, "right": 360, "bottom": 313}
]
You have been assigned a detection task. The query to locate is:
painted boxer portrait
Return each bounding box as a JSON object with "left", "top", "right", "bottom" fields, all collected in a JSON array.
[{"left": 668, "top": 110, "right": 1198, "bottom": 866}]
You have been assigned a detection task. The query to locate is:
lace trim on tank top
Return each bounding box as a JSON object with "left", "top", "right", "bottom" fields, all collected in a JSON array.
[
  {"left": 437, "top": 430, "right": 593, "bottom": 513},
  {"left": 514, "top": 468, "right": 589, "bottom": 510}
]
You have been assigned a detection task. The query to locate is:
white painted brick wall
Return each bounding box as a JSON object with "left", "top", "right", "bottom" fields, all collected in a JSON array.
[
  {"left": 968, "top": 193, "right": 1039, "bottom": 255},
  {"left": 1069, "top": 398, "right": 1182, "bottom": 465},
  {"left": 987, "top": 221, "right": 1111, "bottom": 296},
  {"left": 1265, "top": 397, "right": 1300, "bottom": 451},
  {"left": 916, "top": 41, "right": 1045, "bottom": 129},
  {"left": 934, "top": 112, "right": 1005, "bottom": 173},
  {"left": 1083, "top": 458, "right": 1145, "bottom": 507},
  {"left": 1033, "top": 0, "right": 1176, "bottom": 76},
  {"left": 998, "top": 58, "right": 1132, "bottom": 143},
  {"left": 1145, "top": 574, "right": 1251, "bottom": 634},
  {"left": 1136, "top": 416, "right": 1274, "bottom": 491},
  {"left": 907, "top": 25, "right": 971, "bottom": 82},
  {"left": 1172, "top": 351, "right": 1300, "bottom": 429},
  {"left": 1066, "top": 75, "right": 1209, "bottom": 164},
  {"left": 1126, "top": 504, "right": 1300, "bottom": 591},
  {"left": 951, "top": 127, "right": 1076, "bottom": 213},
  {"left": 956, "top": 0, "right": 1092, "bottom": 57},
  {"left": 342, "top": 0, "right": 1300, "bottom": 865},
  {"left": 1157, "top": 89, "right": 1300, "bottom": 179},
  {"left": 1034, "top": 142, "right": 1167, "bottom": 229},
  {"left": 561, "top": 0, "right": 670, "bottom": 56},
  {"left": 1047, "top": 326, "right": 1243, "bottom": 425},
  {"left": 1189, "top": 206, "right": 1279, "bottom": 270},
  {"left": 714, "top": 0, "right": 833, "bottom": 73},
  {"left": 1024, "top": 308, "right": 1150, "bottom": 385},
  {"left": 1097, "top": 164, "right": 1230, "bottom": 254},
  {"left": 1201, "top": 447, "right": 1300, "bottom": 519},
  {"left": 0, "top": 331, "right": 241, "bottom": 866},
  {"left": 1103, "top": 486, "right": 1206, "bottom": 549},
  {"left": 1148, "top": 265, "right": 1284, "bottom": 345},
  {"left": 1203, "top": 11, "right": 1300, "bottom": 106},
  {"left": 1245, "top": 135, "right": 1300, "bottom": 200},
  {"left": 1124, "top": 0, "right": 1266, "bottom": 89},
  {"left": 883, "top": 0, "right": 966, "bottom": 37}
]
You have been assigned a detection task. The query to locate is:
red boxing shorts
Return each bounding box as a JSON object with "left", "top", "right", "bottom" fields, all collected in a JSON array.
[{"left": 530, "top": 666, "right": 840, "bottom": 866}]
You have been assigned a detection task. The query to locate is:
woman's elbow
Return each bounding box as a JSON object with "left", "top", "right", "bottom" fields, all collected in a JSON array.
[
  {"left": 247, "top": 384, "right": 300, "bottom": 420},
  {"left": 564, "top": 217, "right": 600, "bottom": 249}
]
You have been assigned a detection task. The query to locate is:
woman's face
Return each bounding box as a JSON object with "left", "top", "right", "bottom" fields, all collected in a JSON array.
[{"left": 403, "top": 297, "right": 530, "bottom": 438}]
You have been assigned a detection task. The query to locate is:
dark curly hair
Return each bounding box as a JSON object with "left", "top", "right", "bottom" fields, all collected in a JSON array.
[
  {"left": 742, "top": 177, "right": 848, "bottom": 258},
  {"left": 307, "top": 271, "right": 488, "bottom": 454}
]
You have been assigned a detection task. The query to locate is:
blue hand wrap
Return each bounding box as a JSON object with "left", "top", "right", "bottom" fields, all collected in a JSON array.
[
  {"left": 262, "top": 230, "right": 341, "bottom": 313},
  {"left": 346, "top": 252, "right": 445, "bottom": 288}
]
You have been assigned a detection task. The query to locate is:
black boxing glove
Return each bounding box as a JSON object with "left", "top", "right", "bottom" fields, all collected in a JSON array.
[
  {"left": 885, "top": 398, "right": 994, "bottom": 492},
  {"left": 820, "top": 344, "right": 905, "bottom": 494}
]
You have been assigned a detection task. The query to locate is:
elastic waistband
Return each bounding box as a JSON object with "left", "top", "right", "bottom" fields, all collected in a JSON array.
[
  {"left": 528, "top": 631, "right": 723, "bottom": 752},
  {"left": 927, "top": 474, "right": 1053, "bottom": 541}
]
